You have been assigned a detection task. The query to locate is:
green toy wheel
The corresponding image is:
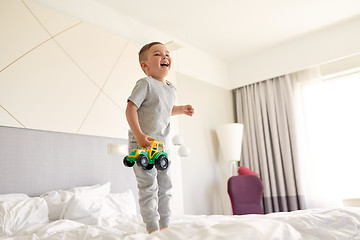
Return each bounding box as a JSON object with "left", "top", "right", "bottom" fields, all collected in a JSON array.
[
  {"left": 145, "top": 164, "right": 154, "bottom": 170},
  {"left": 137, "top": 155, "right": 149, "bottom": 168},
  {"left": 155, "top": 155, "right": 169, "bottom": 170},
  {"left": 123, "top": 156, "right": 135, "bottom": 167}
]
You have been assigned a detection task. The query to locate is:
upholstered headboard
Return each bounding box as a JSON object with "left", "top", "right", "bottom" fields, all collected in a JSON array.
[{"left": 0, "top": 126, "right": 137, "bottom": 200}]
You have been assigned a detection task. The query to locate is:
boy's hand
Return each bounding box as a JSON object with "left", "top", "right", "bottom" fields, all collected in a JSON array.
[
  {"left": 171, "top": 105, "right": 195, "bottom": 116},
  {"left": 136, "top": 133, "right": 154, "bottom": 148},
  {"left": 183, "top": 105, "right": 194, "bottom": 116}
]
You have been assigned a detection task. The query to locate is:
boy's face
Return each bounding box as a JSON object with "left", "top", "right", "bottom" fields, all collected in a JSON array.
[{"left": 141, "top": 44, "right": 171, "bottom": 82}]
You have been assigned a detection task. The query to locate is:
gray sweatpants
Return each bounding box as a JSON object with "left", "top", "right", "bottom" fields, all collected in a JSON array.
[{"left": 129, "top": 143, "right": 172, "bottom": 232}]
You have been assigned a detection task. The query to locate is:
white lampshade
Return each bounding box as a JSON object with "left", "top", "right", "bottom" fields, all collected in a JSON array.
[
  {"left": 178, "top": 144, "right": 191, "bottom": 157},
  {"left": 172, "top": 135, "right": 184, "bottom": 145},
  {"left": 216, "top": 123, "right": 244, "bottom": 162}
]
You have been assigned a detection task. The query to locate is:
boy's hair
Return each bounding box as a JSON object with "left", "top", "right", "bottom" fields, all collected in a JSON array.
[{"left": 138, "top": 42, "right": 163, "bottom": 63}]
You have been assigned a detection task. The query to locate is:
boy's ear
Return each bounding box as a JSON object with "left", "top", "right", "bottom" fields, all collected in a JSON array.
[{"left": 140, "top": 61, "right": 147, "bottom": 71}]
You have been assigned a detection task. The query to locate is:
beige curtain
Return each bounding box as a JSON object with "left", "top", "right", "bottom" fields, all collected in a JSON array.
[{"left": 235, "top": 75, "right": 306, "bottom": 213}]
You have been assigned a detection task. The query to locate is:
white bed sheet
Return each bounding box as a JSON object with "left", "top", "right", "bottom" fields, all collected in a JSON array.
[{"left": 4, "top": 208, "right": 360, "bottom": 240}]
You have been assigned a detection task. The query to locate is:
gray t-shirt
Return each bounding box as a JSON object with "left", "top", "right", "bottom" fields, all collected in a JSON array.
[{"left": 127, "top": 76, "right": 176, "bottom": 144}]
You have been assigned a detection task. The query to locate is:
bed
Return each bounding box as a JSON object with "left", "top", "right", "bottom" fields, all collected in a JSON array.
[{"left": 1, "top": 126, "right": 360, "bottom": 240}]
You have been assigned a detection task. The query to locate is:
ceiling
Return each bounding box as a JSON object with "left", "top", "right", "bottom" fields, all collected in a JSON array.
[{"left": 90, "top": 0, "right": 360, "bottom": 63}]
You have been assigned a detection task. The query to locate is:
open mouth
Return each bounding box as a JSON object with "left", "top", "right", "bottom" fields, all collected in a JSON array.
[{"left": 160, "top": 63, "right": 169, "bottom": 67}]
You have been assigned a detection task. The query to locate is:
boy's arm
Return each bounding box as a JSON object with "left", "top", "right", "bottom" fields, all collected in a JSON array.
[
  {"left": 125, "top": 101, "right": 152, "bottom": 147},
  {"left": 172, "top": 105, "right": 194, "bottom": 116}
]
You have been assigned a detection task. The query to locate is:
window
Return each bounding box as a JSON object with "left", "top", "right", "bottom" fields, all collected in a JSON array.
[{"left": 300, "top": 71, "right": 360, "bottom": 208}]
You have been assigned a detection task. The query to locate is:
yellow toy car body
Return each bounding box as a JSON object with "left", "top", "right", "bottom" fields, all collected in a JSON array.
[{"left": 123, "top": 140, "right": 169, "bottom": 170}]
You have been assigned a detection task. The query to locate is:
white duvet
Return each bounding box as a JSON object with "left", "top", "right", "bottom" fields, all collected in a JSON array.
[{"left": 4, "top": 208, "right": 360, "bottom": 240}]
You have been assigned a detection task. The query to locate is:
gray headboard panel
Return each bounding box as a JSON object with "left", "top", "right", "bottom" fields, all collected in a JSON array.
[{"left": 0, "top": 126, "right": 137, "bottom": 200}]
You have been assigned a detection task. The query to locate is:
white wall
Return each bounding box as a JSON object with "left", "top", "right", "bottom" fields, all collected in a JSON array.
[
  {"left": 319, "top": 54, "right": 360, "bottom": 77},
  {"left": 176, "top": 73, "right": 235, "bottom": 215},
  {"left": 0, "top": 0, "right": 145, "bottom": 138},
  {"left": 32, "top": 0, "right": 230, "bottom": 90},
  {"left": 229, "top": 16, "right": 360, "bottom": 88}
]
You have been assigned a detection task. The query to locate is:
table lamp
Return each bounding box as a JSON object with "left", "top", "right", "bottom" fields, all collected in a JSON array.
[{"left": 216, "top": 123, "right": 244, "bottom": 175}]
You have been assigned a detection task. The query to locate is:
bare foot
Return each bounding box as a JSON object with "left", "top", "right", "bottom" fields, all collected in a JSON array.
[
  {"left": 148, "top": 229, "right": 159, "bottom": 234},
  {"left": 160, "top": 226, "right": 168, "bottom": 230}
]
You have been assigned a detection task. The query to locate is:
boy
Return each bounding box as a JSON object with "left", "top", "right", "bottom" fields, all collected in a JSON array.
[{"left": 126, "top": 42, "right": 194, "bottom": 233}]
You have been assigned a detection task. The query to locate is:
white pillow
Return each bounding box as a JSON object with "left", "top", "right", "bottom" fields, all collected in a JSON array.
[
  {"left": 63, "top": 189, "right": 137, "bottom": 225},
  {"left": 105, "top": 190, "right": 137, "bottom": 217},
  {"left": 41, "top": 182, "right": 111, "bottom": 221},
  {"left": 0, "top": 197, "right": 49, "bottom": 237},
  {"left": 67, "top": 182, "right": 111, "bottom": 195},
  {"left": 0, "top": 194, "right": 29, "bottom": 202}
]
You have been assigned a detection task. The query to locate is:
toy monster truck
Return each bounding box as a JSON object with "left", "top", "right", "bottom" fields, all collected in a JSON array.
[{"left": 123, "top": 140, "right": 169, "bottom": 170}]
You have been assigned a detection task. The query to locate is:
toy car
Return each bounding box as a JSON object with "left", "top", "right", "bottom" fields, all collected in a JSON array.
[{"left": 123, "top": 140, "right": 170, "bottom": 170}]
